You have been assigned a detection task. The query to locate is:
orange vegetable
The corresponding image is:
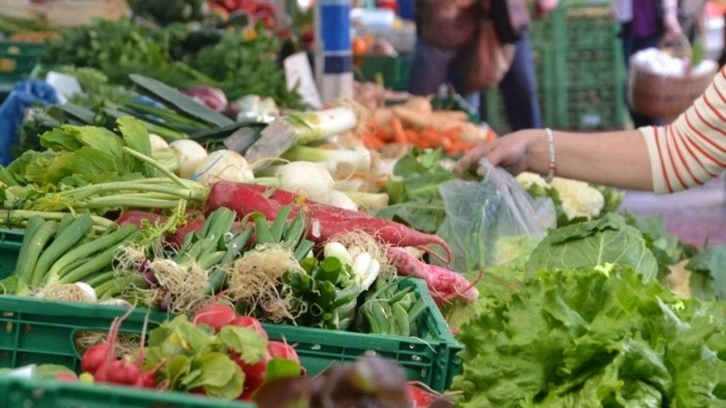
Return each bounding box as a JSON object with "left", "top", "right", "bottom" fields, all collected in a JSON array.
[{"left": 390, "top": 117, "right": 407, "bottom": 144}]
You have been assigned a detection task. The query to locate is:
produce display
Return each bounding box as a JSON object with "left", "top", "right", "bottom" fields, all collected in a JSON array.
[{"left": 1, "top": 7, "right": 725, "bottom": 408}]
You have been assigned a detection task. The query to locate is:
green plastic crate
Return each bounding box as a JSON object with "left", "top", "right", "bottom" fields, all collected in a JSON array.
[
  {"left": 263, "top": 277, "right": 461, "bottom": 392},
  {"left": 0, "top": 376, "right": 254, "bottom": 408},
  {"left": 0, "top": 277, "right": 461, "bottom": 392},
  {"left": 354, "top": 53, "right": 412, "bottom": 91},
  {"left": 0, "top": 41, "right": 46, "bottom": 83},
  {"left": 0, "top": 229, "right": 23, "bottom": 280}
]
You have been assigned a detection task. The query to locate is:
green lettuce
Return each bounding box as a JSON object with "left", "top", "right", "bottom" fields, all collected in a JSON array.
[
  {"left": 525, "top": 213, "right": 659, "bottom": 282},
  {"left": 451, "top": 265, "right": 726, "bottom": 407}
]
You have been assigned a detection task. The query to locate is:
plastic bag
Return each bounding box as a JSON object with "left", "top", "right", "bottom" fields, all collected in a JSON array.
[
  {"left": 436, "top": 159, "right": 556, "bottom": 273},
  {"left": 0, "top": 80, "right": 60, "bottom": 166}
]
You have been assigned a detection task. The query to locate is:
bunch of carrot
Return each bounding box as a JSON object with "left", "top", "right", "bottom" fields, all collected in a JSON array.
[{"left": 361, "top": 97, "right": 497, "bottom": 156}]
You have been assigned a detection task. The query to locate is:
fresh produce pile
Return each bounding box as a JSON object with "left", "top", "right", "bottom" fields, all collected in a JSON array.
[
  {"left": 3, "top": 15, "right": 726, "bottom": 405},
  {"left": 41, "top": 17, "right": 305, "bottom": 109}
]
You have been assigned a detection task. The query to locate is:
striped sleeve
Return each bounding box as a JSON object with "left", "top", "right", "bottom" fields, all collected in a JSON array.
[{"left": 639, "top": 66, "right": 726, "bottom": 194}]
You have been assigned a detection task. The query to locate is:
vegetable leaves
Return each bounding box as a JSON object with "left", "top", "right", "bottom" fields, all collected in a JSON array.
[
  {"left": 451, "top": 266, "right": 726, "bottom": 407},
  {"left": 2, "top": 117, "right": 157, "bottom": 187},
  {"left": 525, "top": 213, "right": 659, "bottom": 282},
  {"left": 375, "top": 148, "right": 454, "bottom": 234}
]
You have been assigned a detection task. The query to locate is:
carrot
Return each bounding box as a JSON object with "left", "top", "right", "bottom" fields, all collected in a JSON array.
[
  {"left": 206, "top": 182, "right": 453, "bottom": 262},
  {"left": 362, "top": 132, "right": 385, "bottom": 149},
  {"left": 390, "top": 117, "right": 407, "bottom": 144},
  {"left": 386, "top": 247, "right": 478, "bottom": 305},
  {"left": 404, "top": 129, "right": 418, "bottom": 143}
]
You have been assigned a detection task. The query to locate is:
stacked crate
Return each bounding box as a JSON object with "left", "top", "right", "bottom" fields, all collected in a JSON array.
[{"left": 484, "top": 3, "right": 628, "bottom": 132}]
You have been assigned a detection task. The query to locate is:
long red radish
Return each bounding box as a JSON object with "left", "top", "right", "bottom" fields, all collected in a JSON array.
[
  {"left": 193, "top": 302, "right": 237, "bottom": 333},
  {"left": 206, "top": 182, "right": 453, "bottom": 262},
  {"left": 386, "top": 247, "right": 478, "bottom": 305}
]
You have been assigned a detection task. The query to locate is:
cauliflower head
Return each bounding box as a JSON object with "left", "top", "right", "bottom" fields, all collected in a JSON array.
[{"left": 549, "top": 177, "right": 604, "bottom": 221}]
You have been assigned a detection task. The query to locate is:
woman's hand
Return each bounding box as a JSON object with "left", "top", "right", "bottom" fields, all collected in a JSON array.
[{"left": 454, "top": 130, "right": 539, "bottom": 178}]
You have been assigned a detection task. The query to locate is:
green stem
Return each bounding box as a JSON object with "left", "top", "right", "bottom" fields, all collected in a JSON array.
[
  {"left": 82, "top": 196, "right": 189, "bottom": 210},
  {"left": 122, "top": 147, "right": 197, "bottom": 191},
  {"left": 0, "top": 210, "right": 114, "bottom": 230},
  {"left": 58, "top": 181, "right": 199, "bottom": 201}
]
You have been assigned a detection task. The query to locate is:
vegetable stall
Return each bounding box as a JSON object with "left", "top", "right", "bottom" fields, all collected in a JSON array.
[{"left": 1, "top": 3, "right": 725, "bottom": 408}]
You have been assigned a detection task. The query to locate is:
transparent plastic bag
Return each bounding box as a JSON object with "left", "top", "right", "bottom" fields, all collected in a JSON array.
[{"left": 436, "top": 159, "right": 556, "bottom": 273}]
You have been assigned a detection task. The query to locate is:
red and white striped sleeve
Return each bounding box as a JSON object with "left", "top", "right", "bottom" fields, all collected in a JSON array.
[{"left": 639, "top": 66, "right": 726, "bottom": 194}]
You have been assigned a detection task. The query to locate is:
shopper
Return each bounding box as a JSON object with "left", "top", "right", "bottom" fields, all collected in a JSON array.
[
  {"left": 454, "top": 65, "right": 726, "bottom": 194},
  {"left": 616, "top": 0, "right": 684, "bottom": 127},
  {"left": 478, "top": 0, "right": 558, "bottom": 131},
  {"left": 407, "top": 0, "right": 482, "bottom": 108}
]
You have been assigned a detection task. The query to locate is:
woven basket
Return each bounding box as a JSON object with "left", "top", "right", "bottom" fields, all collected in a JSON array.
[{"left": 628, "top": 35, "right": 717, "bottom": 119}]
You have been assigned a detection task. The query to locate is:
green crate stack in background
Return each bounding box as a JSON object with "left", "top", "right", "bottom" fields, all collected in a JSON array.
[
  {"left": 354, "top": 53, "right": 413, "bottom": 91},
  {"left": 484, "top": 4, "right": 627, "bottom": 132},
  {"left": 0, "top": 40, "right": 48, "bottom": 103}
]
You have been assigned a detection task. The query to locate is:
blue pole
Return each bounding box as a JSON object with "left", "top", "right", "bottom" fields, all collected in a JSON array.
[{"left": 316, "top": 0, "right": 353, "bottom": 103}]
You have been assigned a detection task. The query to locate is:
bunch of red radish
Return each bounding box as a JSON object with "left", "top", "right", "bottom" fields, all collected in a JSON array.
[
  {"left": 192, "top": 302, "right": 301, "bottom": 400},
  {"left": 78, "top": 303, "right": 301, "bottom": 401}
]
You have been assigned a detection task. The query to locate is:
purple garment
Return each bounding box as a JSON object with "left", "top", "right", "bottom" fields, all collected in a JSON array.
[{"left": 632, "top": 0, "right": 660, "bottom": 39}]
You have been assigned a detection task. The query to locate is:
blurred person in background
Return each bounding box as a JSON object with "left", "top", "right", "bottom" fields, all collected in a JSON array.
[
  {"left": 407, "top": 0, "right": 482, "bottom": 108},
  {"left": 408, "top": 0, "right": 558, "bottom": 115},
  {"left": 478, "top": 0, "right": 559, "bottom": 132}
]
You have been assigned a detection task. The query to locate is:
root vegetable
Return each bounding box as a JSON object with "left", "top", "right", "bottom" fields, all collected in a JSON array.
[
  {"left": 193, "top": 302, "right": 238, "bottom": 333},
  {"left": 386, "top": 247, "right": 478, "bottom": 305},
  {"left": 276, "top": 161, "right": 335, "bottom": 204},
  {"left": 229, "top": 316, "right": 268, "bottom": 341},
  {"left": 169, "top": 140, "right": 208, "bottom": 179},
  {"left": 206, "top": 182, "right": 453, "bottom": 262},
  {"left": 149, "top": 134, "right": 169, "bottom": 152},
  {"left": 267, "top": 341, "right": 300, "bottom": 364},
  {"left": 193, "top": 149, "right": 255, "bottom": 185}
]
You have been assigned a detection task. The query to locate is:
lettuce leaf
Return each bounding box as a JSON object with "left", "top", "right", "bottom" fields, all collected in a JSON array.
[
  {"left": 525, "top": 213, "right": 659, "bottom": 282},
  {"left": 451, "top": 266, "right": 726, "bottom": 407}
]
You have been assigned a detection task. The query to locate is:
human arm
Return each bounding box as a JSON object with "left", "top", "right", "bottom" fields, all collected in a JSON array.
[
  {"left": 454, "top": 128, "right": 655, "bottom": 190},
  {"left": 454, "top": 67, "right": 726, "bottom": 194}
]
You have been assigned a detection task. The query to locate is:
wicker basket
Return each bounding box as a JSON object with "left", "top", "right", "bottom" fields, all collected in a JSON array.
[{"left": 628, "top": 35, "right": 717, "bottom": 119}]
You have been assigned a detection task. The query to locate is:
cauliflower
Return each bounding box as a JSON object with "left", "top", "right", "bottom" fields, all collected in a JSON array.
[
  {"left": 515, "top": 172, "right": 548, "bottom": 189},
  {"left": 549, "top": 177, "right": 604, "bottom": 221}
]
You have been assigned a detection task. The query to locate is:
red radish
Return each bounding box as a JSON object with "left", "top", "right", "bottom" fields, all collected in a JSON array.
[
  {"left": 83, "top": 307, "right": 134, "bottom": 383},
  {"left": 140, "top": 371, "right": 158, "bottom": 389},
  {"left": 406, "top": 382, "right": 440, "bottom": 407},
  {"left": 229, "top": 316, "right": 268, "bottom": 341},
  {"left": 206, "top": 182, "right": 452, "bottom": 262},
  {"left": 55, "top": 372, "right": 78, "bottom": 382},
  {"left": 81, "top": 343, "right": 113, "bottom": 373},
  {"left": 106, "top": 359, "right": 141, "bottom": 385},
  {"left": 193, "top": 303, "right": 237, "bottom": 332},
  {"left": 232, "top": 350, "right": 271, "bottom": 392},
  {"left": 267, "top": 341, "right": 300, "bottom": 363},
  {"left": 386, "top": 247, "right": 479, "bottom": 305},
  {"left": 116, "top": 210, "right": 167, "bottom": 227}
]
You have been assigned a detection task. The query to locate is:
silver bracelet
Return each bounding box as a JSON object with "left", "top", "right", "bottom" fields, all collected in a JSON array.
[{"left": 545, "top": 128, "right": 556, "bottom": 183}]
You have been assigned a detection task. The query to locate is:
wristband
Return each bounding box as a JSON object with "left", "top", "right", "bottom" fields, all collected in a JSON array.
[{"left": 545, "top": 128, "right": 556, "bottom": 183}]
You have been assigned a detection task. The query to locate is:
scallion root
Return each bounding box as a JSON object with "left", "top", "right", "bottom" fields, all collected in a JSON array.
[
  {"left": 223, "top": 244, "right": 302, "bottom": 322},
  {"left": 149, "top": 260, "right": 210, "bottom": 316},
  {"left": 74, "top": 330, "right": 140, "bottom": 356},
  {"left": 35, "top": 283, "right": 96, "bottom": 303},
  {"left": 331, "top": 231, "right": 396, "bottom": 276}
]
